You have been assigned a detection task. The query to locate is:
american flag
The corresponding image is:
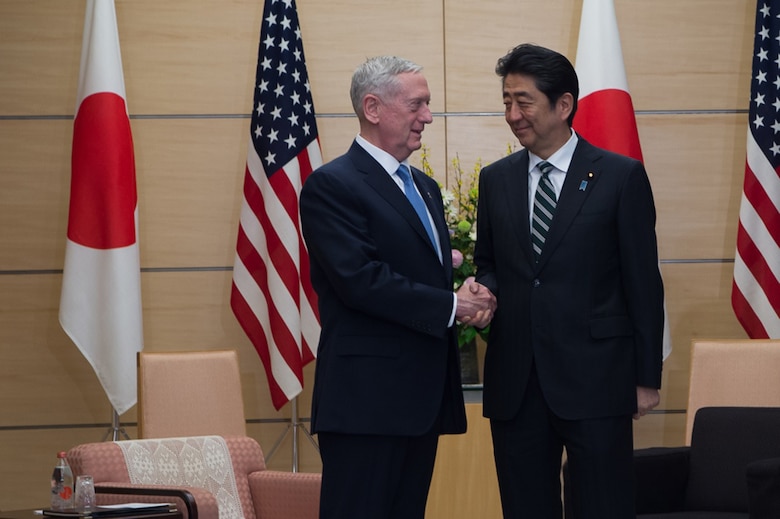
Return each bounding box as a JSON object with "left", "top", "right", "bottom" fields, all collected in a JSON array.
[
  {"left": 231, "top": 0, "right": 322, "bottom": 410},
  {"left": 732, "top": 0, "right": 780, "bottom": 338}
]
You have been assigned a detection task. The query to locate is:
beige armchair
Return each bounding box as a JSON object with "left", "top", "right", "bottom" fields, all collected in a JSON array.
[
  {"left": 67, "top": 435, "right": 321, "bottom": 519},
  {"left": 685, "top": 339, "right": 780, "bottom": 444}
]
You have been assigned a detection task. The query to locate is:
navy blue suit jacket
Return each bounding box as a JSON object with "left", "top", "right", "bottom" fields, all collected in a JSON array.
[
  {"left": 475, "top": 138, "right": 664, "bottom": 421},
  {"left": 300, "top": 141, "right": 466, "bottom": 436}
]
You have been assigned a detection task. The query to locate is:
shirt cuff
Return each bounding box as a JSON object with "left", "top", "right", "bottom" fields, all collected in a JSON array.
[{"left": 449, "top": 293, "right": 457, "bottom": 327}]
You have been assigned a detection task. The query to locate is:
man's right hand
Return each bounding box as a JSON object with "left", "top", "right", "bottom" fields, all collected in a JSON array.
[{"left": 455, "top": 277, "right": 497, "bottom": 328}]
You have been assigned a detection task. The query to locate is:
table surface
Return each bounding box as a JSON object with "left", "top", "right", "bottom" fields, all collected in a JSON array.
[{"left": 0, "top": 510, "right": 183, "bottom": 519}]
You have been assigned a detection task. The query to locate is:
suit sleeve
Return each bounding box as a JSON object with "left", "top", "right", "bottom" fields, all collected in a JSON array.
[
  {"left": 474, "top": 165, "right": 499, "bottom": 297},
  {"left": 618, "top": 162, "right": 665, "bottom": 389}
]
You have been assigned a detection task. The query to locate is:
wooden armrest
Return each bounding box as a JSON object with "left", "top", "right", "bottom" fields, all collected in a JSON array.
[{"left": 95, "top": 484, "right": 207, "bottom": 519}]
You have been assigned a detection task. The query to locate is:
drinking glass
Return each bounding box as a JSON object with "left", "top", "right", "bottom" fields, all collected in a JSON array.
[{"left": 74, "top": 475, "right": 96, "bottom": 511}]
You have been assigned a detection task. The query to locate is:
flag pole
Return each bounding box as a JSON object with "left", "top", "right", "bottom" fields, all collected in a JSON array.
[
  {"left": 291, "top": 397, "right": 300, "bottom": 472},
  {"left": 101, "top": 409, "right": 130, "bottom": 442},
  {"left": 264, "top": 396, "right": 318, "bottom": 471}
]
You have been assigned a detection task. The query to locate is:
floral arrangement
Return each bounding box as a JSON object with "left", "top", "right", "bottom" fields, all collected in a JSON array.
[{"left": 419, "top": 145, "right": 491, "bottom": 348}]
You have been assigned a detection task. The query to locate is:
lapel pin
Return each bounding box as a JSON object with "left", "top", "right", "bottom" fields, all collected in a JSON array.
[{"left": 579, "top": 172, "right": 595, "bottom": 191}]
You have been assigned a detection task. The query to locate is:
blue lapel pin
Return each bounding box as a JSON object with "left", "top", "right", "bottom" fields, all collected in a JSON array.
[{"left": 579, "top": 172, "right": 595, "bottom": 191}]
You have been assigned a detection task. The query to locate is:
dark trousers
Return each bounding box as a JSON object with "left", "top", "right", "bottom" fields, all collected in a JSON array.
[
  {"left": 317, "top": 428, "right": 439, "bottom": 519},
  {"left": 490, "top": 366, "right": 636, "bottom": 519}
]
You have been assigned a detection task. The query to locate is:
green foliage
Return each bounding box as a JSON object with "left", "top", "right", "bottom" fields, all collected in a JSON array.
[{"left": 420, "top": 145, "right": 490, "bottom": 348}]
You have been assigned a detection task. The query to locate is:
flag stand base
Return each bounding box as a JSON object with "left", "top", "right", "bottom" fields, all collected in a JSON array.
[
  {"left": 265, "top": 397, "right": 318, "bottom": 472},
  {"left": 102, "top": 409, "right": 130, "bottom": 441}
]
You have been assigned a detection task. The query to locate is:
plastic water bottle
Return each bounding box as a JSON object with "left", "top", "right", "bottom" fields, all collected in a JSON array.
[{"left": 50, "top": 451, "right": 74, "bottom": 510}]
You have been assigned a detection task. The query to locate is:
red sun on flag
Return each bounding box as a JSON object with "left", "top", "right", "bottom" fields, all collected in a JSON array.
[{"left": 69, "top": 92, "right": 137, "bottom": 250}]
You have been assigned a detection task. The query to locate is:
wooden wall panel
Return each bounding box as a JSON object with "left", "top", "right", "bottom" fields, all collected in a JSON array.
[
  {"left": 0, "top": 121, "right": 71, "bottom": 271},
  {"left": 115, "top": 1, "right": 261, "bottom": 115},
  {"left": 633, "top": 412, "right": 687, "bottom": 449},
  {"left": 658, "top": 261, "right": 747, "bottom": 413},
  {"left": 643, "top": 114, "right": 747, "bottom": 260},
  {"left": 133, "top": 119, "right": 246, "bottom": 268},
  {"left": 299, "top": 0, "right": 446, "bottom": 115},
  {"left": 620, "top": 0, "right": 753, "bottom": 111},
  {"left": 444, "top": 0, "right": 753, "bottom": 113},
  {"left": 427, "top": 404, "right": 502, "bottom": 519},
  {"left": 0, "top": 274, "right": 111, "bottom": 426},
  {"left": 444, "top": 0, "right": 582, "bottom": 113},
  {"left": 0, "top": 1, "right": 83, "bottom": 116}
]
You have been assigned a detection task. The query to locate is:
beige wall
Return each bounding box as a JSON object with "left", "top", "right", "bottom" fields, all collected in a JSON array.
[{"left": 0, "top": 0, "right": 752, "bottom": 513}]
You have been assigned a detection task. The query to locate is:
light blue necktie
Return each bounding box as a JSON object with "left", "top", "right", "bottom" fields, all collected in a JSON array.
[
  {"left": 531, "top": 160, "right": 557, "bottom": 261},
  {"left": 397, "top": 164, "right": 437, "bottom": 248}
]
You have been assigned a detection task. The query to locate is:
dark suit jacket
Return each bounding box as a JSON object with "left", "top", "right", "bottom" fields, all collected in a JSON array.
[
  {"left": 475, "top": 137, "right": 664, "bottom": 421},
  {"left": 300, "top": 141, "right": 466, "bottom": 437}
]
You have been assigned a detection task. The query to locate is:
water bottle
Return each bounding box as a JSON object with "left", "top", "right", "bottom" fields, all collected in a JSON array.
[{"left": 50, "top": 451, "right": 74, "bottom": 510}]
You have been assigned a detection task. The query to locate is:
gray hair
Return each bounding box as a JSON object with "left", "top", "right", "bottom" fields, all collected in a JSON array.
[{"left": 350, "top": 56, "right": 424, "bottom": 118}]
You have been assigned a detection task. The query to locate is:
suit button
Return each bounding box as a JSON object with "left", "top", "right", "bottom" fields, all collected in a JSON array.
[{"left": 533, "top": 279, "right": 541, "bottom": 288}]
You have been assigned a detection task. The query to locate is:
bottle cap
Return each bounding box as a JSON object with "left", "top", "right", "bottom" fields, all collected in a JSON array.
[{"left": 57, "top": 451, "right": 67, "bottom": 458}]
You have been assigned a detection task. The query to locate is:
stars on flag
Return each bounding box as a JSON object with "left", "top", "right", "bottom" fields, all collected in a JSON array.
[
  {"left": 252, "top": 0, "right": 316, "bottom": 170},
  {"left": 750, "top": 3, "right": 780, "bottom": 159}
]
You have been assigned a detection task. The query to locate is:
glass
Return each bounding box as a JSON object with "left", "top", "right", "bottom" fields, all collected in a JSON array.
[{"left": 74, "top": 475, "right": 96, "bottom": 511}]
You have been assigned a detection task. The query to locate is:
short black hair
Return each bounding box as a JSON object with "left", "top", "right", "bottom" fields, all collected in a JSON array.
[{"left": 495, "top": 43, "right": 579, "bottom": 126}]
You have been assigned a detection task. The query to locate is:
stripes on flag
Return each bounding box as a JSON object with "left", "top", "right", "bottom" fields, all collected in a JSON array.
[
  {"left": 231, "top": 0, "right": 322, "bottom": 410},
  {"left": 733, "top": 0, "right": 780, "bottom": 338}
]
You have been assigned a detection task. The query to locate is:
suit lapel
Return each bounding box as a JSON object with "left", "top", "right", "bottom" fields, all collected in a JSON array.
[
  {"left": 498, "top": 151, "right": 536, "bottom": 265},
  {"left": 351, "top": 143, "right": 446, "bottom": 263},
  {"left": 414, "top": 167, "right": 451, "bottom": 267},
  {"left": 537, "top": 140, "right": 603, "bottom": 267}
]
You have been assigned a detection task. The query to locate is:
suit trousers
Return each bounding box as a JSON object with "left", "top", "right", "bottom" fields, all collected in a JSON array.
[
  {"left": 490, "top": 364, "right": 636, "bottom": 519},
  {"left": 317, "top": 427, "right": 439, "bottom": 519}
]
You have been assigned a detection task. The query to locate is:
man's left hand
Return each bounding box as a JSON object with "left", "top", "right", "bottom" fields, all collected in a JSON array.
[{"left": 634, "top": 386, "right": 660, "bottom": 420}]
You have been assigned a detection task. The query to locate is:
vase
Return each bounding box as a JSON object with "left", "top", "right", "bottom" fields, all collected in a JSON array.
[{"left": 459, "top": 338, "right": 480, "bottom": 385}]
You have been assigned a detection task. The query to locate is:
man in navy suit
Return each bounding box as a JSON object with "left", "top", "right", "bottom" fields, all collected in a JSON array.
[
  {"left": 474, "top": 44, "right": 665, "bottom": 518},
  {"left": 300, "top": 56, "right": 496, "bottom": 519}
]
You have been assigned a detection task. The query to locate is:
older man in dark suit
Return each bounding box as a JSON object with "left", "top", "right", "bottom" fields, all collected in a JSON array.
[
  {"left": 474, "top": 44, "right": 665, "bottom": 519},
  {"left": 300, "top": 56, "right": 496, "bottom": 519}
]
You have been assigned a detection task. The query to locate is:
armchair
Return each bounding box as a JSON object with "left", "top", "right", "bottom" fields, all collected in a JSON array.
[
  {"left": 67, "top": 435, "right": 321, "bottom": 519},
  {"left": 634, "top": 407, "right": 780, "bottom": 518}
]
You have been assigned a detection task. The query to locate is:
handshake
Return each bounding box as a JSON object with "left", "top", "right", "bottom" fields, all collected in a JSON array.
[{"left": 454, "top": 276, "right": 497, "bottom": 329}]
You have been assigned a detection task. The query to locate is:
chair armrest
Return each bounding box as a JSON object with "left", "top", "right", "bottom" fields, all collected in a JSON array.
[
  {"left": 248, "top": 470, "right": 321, "bottom": 519},
  {"left": 747, "top": 456, "right": 780, "bottom": 519},
  {"left": 634, "top": 446, "right": 690, "bottom": 514},
  {"left": 95, "top": 483, "right": 219, "bottom": 519}
]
